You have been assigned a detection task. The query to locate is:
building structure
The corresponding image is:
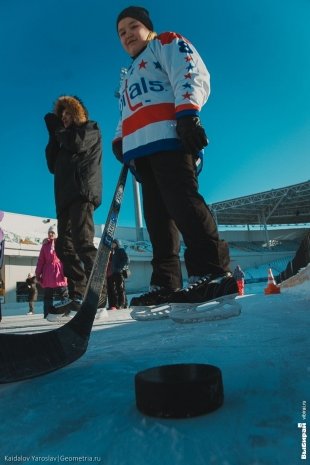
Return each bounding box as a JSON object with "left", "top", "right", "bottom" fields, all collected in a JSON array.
[{"left": 1, "top": 180, "right": 309, "bottom": 303}]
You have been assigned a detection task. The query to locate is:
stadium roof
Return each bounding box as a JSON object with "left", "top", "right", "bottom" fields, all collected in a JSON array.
[{"left": 210, "top": 180, "right": 310, "bottom": 226}]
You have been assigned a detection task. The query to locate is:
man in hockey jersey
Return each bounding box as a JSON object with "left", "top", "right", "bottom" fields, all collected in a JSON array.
[
  {"left": 113, "top": 6, "right": 238, "bottom": 308},
  {"left": 44, "top": 96, "right": 102, "bottom": 321}
]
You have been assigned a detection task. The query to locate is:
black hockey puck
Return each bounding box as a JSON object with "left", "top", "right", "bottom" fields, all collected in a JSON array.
[{"left": 135, "top": 363, "right": 224, "bottom": 418}]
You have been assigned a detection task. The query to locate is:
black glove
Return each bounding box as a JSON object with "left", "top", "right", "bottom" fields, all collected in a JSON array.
[
  {"left": 44, "top": 113, "right": 63, "bottom": 134},
  {"left": 176, "top": 116, "right": 208, "bottom": 154},
  {"left": 112, "top": 139, "right": 123, "bottom": 163}
]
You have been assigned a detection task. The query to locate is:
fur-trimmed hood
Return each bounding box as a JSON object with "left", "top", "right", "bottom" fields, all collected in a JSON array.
[{"left": 54, "top": 96, "right": 88, "bottom": 125}]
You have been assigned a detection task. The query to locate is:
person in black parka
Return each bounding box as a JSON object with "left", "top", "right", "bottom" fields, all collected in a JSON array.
[
  {"left": 26, "top": 273, "right": 38, "bottom": 315},
  {"left": 107, "top": 239, "right": 129, "bottom": 309},
  {"left": 44, "top": 96, "right": 102, "bottom": 319}
]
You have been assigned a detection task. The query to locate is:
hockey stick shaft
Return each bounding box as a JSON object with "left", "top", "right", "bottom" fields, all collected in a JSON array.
[
  {"left": 0, "top": 165, "right": 128, "bottom": 383},
  {"left": 70, "top": 165, "right": 129, "bottom": 336}
]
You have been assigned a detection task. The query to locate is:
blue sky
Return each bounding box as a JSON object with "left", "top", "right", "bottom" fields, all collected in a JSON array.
[{"left": 1, "top": 0, "right": 309, "bottom": 227}]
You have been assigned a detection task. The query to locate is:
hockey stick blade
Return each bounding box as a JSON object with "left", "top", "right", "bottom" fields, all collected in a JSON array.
[
  {"left": 170, "top": 293, "right": 241, "bottom": 324},
  {"left": 0, "top": 166, "right": 128, "bottom": 383}
]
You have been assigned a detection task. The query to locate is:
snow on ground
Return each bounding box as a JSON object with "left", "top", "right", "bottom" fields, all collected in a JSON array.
[
  {"left": 0, "top": 282, "right": 309, "bottom": 465},
  {"left": 280, "top": 263, "right": 310, "bottom": 299}
]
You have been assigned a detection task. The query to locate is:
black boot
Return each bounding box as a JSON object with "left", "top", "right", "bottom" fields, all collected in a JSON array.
[{"left": 168, "top": 272, "right": 238, "bottom": 304}]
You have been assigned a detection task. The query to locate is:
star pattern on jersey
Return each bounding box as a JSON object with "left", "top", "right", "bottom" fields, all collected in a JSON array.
[
  {"left": 123, "top": 33, "right": 201, "bottom": 109},
  {"left": 182, "top": 52, "right": 195, "bottom": 101},
  {"left": 139, "top": 59, "right": 148, "bottom": 69},
  {"left": 153, "top": 61, "right": 162, "bottom": 69}
]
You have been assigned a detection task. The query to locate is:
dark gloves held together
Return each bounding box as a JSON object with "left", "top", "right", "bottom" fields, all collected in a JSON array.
[
  {"left": 44, "top": 113, "right": 63, "bottom": 135},
  {"left": 176, "top": 116, "right": 208, "bottom": 154},
  {"left": 112, "top": 117, "right": 207, "bottom": 162},
  {"left": 112, "top": 139, "right": 123, "bottom": 163}
]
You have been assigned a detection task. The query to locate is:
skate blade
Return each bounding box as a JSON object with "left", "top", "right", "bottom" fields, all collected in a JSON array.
[
  {"left": 170, "top": 293, "right": 241, "bottom": 324},
  {"left": 130, "top": 304, "right": 171, "bottom": 321},
  {"left": 46, "top": 313, "right": 73, "bottom": 323},
  {"left": 95, "top": 308, "right": 109, "bottom": 320}
]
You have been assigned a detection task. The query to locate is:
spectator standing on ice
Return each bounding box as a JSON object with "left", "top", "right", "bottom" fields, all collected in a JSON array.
[
  {"left": 35, "top": 225, "right": 68, "bottom": 318},
  {"left": 233, "top": 265, "right": 245, "bottom": 295},
  {"left": 26, "top": 273, "right": 38, "bottom": 315},
  {"left": 113, "top": 6, "right": 238, "bottom": 309},
  {"left": 44, "top": 96, "right": 102, "bottom": 321},
  {"left": 106, "top": 239, "right": 129, "bottom": 309}
]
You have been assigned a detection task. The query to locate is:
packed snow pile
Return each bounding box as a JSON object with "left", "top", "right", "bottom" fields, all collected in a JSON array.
[{"left": 280, "top": 262, "right": 310, "bottom": 298}]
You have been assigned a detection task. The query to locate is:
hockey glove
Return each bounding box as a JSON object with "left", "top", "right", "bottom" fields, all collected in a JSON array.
[
  {"left": 176, "top": 116, "right": 208, "bottom": 154},
  {"left": 112, "top": 139, "right": 123, "bottom": 163},
  {"left": 44, "top": 113, "right": 63, "bottom": 135}
]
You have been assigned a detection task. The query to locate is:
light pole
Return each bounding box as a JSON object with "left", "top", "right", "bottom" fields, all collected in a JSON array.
[
  {"left": 115, "top": 67, "right": 144, "bottom": 242},
  {"left": 132, "top": 176, "right": 144, "bottom": 241}
]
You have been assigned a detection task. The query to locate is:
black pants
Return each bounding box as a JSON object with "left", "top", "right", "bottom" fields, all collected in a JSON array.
[
  {"left": 135, "top": 151, "right": 230, "bottom": 290},
  {"left": 107, "top": 273, "right": 127, "bottom": 309},
  {"left": 43, "top": 286, "right": 69, "bottom": 317},
  {"left": 55, "top": 200, "right": 97, "bottom": 299},
  {"left": 28, "top": 291, "right": 37, "bottom": 312}
]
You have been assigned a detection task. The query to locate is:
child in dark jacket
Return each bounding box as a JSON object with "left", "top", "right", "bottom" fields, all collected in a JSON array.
[
  {"left": 26, "top": 273, "right": 38, "bottom": 315},
  {"left": 107, "top": 239, "right": 129, "bottom": 309}
]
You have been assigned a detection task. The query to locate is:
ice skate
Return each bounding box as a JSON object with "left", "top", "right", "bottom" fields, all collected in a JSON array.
[
  {"left": 130, "top": 303, "right": 171, "bottom": 321},
  {"left": 130, "top": 286, "right": 175, "bottom": 306},
  {"left": 168, "top": 272, "right": 237, "bottom": 304},
  {"left": 46, "top": 298, "right": 82, "bottom": 323},
  {"left": 170, "top": 293, "right": 241, "bottom": 323},
  {"left": 169, "top": 272, "right": 241, "bottom": 323},
  {"left": 130, "top": 287, "right": 174, "bottom": 321}
]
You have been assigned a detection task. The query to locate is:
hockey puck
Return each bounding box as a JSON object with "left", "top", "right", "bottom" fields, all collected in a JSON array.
[{"left": 135, "top": 363, "right": 224, "bottom": 418}]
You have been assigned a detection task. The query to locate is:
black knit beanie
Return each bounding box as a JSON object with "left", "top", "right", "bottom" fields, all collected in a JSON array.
[{"left": 116, "top": 6, "right": 153, "bottom": 32}]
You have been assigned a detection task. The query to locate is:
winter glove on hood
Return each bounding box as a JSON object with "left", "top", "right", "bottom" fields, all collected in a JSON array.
[
  {"left": 176, "top": 116, "right": 208, "bottom": 154},
  {"left": 44, "top": 113, "right": 63, "bottom": 135}
]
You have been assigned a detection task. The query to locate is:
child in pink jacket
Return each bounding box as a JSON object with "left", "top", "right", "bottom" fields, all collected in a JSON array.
[{"left": 35, "top": 226, "right": 68, "bottom": 318}]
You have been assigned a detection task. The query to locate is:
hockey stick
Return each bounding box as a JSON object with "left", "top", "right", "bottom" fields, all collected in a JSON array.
[{"left": 0, "top": 166, "right": 128, "bottom": 383}]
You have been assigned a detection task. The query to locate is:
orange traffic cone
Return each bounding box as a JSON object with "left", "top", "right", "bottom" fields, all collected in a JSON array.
[{"left": 264, "top": 268, "right": 280, "bottom": 295}]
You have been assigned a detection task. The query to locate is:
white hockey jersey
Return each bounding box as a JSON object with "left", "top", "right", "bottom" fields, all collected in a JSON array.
[{"left": 114, "top": 31, "right": 210, "bottom": 163}]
